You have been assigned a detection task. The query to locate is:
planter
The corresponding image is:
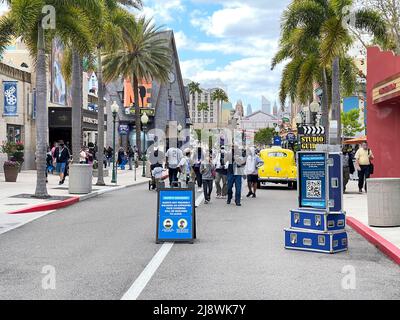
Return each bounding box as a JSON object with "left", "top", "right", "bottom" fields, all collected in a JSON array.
[
  {"left": 367, "top": 178, "right": 400, "bottom": 227},
  {"left": 68, "top": 164, "right": 93, "bottom": 194},
  {"left": 3, "top": 164, "right": 19, "bottom": 182}
]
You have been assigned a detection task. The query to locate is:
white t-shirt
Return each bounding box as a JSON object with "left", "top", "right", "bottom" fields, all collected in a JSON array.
[{"left": 166, "top": 148, "right": 183, "bottom": 169}]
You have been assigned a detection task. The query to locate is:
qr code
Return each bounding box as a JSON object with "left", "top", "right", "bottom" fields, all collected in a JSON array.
[{"left": 306, "top": 180, "right": 322, "bottom": 198}]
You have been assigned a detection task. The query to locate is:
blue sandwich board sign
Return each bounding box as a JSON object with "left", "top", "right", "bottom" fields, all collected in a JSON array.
[
  {"left": 297, "top": 152, "right": 329, "bottom": 210},
  {"left": 157, "top": 188, "right": 196, "bottom": 243}
]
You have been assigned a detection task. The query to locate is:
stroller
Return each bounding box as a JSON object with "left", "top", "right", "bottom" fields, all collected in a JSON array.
[{"left": 149, "top": 164, "right": 168, "bottom": 191}]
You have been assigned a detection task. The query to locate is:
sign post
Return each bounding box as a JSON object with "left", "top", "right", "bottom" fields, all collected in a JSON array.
[{"left": 156, "top": 187, "right": 196, "bottom": 244}]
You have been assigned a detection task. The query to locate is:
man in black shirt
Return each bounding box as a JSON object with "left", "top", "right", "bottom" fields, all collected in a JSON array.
[{"left": 54, "top": 140, "right": 70, "bottom": 185}]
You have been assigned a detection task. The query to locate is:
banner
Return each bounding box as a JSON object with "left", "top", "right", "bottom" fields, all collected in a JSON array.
[{"left": 3, "top": 81, "right": 18, "bottom": 116}]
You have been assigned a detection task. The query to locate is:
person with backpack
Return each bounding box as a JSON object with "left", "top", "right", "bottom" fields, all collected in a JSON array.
[
  {"left": 191, "top": 146, "right": 205, "bottom": 192},
  {"left": 166, "top": 145, "right": 183, "bottom": 186},
  {"left": 213, "top": 146, "right": 228, "bottom": 199},
  {"left": 226, "top": 145, "right": 246, "bottom": 206},
  {"left": 178, "top": 148, "right": 192, "bottom": 187},
  {"left": 201, "top": 153, "right": 215, "bottom": 204}
]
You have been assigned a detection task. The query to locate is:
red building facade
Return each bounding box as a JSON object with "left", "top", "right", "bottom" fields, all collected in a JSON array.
[{"left": 367, "top": 46, "right": 400, "bottom": 178}]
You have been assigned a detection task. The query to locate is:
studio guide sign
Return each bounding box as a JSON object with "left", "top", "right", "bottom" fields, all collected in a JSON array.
[
  {"left": 157, "top": 188, "right": 196, "bottom": 243},
  {"left": 300, "top": 135, "right": 326, "bottom": 151}
]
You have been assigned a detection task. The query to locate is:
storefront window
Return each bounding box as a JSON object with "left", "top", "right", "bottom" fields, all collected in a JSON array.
[{"left": 7, "top": 124, "right": 22, "bottom": 143}]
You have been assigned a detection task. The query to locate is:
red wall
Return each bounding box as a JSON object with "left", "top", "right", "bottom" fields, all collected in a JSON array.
[{"left": 367, "top": 47, "right": 400, "bottom": 178}]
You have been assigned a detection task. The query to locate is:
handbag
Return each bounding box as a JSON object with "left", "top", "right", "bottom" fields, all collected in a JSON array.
[{"left": 368, "top": 149, "right": 374, "bottom": 175}]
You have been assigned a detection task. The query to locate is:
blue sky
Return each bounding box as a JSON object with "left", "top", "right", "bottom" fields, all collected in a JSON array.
[
  {"left": 0, "top": 0, "right": 293, "bottom": 112},
  {"left": 137, "top": 0, "right": 292, "bottom": 112}
]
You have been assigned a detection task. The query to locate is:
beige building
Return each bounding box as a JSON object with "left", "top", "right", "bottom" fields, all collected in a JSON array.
[
  {"left": 190, "top": 88, "right": 219, "bottom": 130},
  {"left": 0, "top": 62, "right": 36, "bottom": 172}
]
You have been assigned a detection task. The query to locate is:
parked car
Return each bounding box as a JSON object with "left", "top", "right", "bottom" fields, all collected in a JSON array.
[{"left": 258, "top": 146, "right": 298, "bottom": 189}]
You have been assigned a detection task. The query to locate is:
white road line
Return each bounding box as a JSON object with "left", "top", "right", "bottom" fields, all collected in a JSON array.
[
  {"left": 121, "top": 242, "right": 174, "bottom": 300},
  {"left": 121, "top": 192, "right": 204, "bottom": 300}
]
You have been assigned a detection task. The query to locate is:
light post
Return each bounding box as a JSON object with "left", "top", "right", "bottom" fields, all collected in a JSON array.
[
  {"left": 110, "top": 101, "right": 119, "bottom": 184},
  {"left": 141, "top": 112, "right": 149, "bottom": 177},
  {"left": 310, "top": 100, "right": 320, "bottom": 126},
  {"left": 177, "top": 123, "right": 183, "bottom": 148}
]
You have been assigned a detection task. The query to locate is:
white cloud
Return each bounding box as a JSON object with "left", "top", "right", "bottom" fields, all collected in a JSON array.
[
  {"left": 140, "top": 0, "right": 185, "bottom": 23},
  {"left": 181, "top": 56, "right": 284, "bottom": 108}
]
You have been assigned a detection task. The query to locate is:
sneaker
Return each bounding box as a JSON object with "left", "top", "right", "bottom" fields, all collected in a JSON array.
[
  {"left": 246, "top": 192, "right": 253, "bottom": 198},
  {"left": 198, "top": 188, "right": 203, "bottom": 192},
  {"left": 236, "top": 203, "right": 242, "bottom": 207},
  {"left": 252, "top": 194, "right": 256, "bottom": 198},
  {"left": 204, "top": 200, "right": 209, "bottom": 204},
  {"left": 216, "top": 195, "right": 221, "bottom": 199}
]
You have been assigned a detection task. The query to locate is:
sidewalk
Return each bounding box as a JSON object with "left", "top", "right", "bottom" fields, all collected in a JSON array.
[
  {"left": 344, "top": 180, "right": 400, "bottom": 263},
  {"left": 0, "top": 167, "right": 150, "bottom": 234}
]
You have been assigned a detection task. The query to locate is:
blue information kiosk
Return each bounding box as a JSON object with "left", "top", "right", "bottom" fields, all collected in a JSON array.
[
  {"left": 156, "top": 187, "right": 196, "bottom": 244},
  {"left": 284, "top": 151, "right": 348, "bottom": 254}
]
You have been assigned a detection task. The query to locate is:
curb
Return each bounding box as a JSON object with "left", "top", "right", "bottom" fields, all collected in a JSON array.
[
  {"left": 8, "top": 197, "right": 80, "bottom": 214},
  {"left": 347, "top": 216, "right": 400, "bottom": 266},
  {"left": 7, "top": 180, "right": 150, "bottom": 215}
]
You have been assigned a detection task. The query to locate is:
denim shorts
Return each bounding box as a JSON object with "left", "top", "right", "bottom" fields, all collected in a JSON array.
[{"left": 56, "top": 162, "right": 66, "bottom": 174}]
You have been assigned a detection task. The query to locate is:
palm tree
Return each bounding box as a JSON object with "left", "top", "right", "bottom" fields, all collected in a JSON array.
[
  {"left": 197, "top": 102, "right": 209, "bottom": 130},
  {"left": 90, "top": 0, "right": 141, "bottom": 186},
  {"left": 103, "top": 17, "right": 171, "bottom": 157},
  {"left": 0, "top": 0, "right": 99, "bottom": 198},
  {"left": 273, "top": 0, "right": 387, "bottom": 143},
  {"left": 188, "top": 81, "right": 202, "bottom": 96},
  {"left": 211, "top": 88, "right": 228, "bottom": 129}
]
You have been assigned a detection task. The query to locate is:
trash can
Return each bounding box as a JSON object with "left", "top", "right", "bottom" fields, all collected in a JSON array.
[
  {"left": 367, "top": 178, "right": 400, "bottom": 227},
  {"left": 69, "top": 164, "right": 93, "bottom": 194}
]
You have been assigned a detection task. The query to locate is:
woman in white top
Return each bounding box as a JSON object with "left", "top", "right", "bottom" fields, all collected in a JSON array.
[
  {"left": 244, "top": 147, "right": 264, "bottom": 198},
  {"left": 79, "top": 147, "right": 87, "bottom": 164}
]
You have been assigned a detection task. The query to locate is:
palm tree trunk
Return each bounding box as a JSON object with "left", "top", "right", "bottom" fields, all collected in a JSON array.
[
  {"left": 71, "top": 49, "right": 82, "bottom": 163},
  {"left": 34, "top": 23, "right": 49, "bottom": 198},
  {"left": 321, "top": 67, "right": 330, "bottom": 140},
  {"left": 331, "top": 57, "right": 341, "bottom": 145},
  {"left": 96, "top": 48, "right": 105, "bottom": 185},
  {"left": 133, "top": 75, "right": 141, "bottom": 156}
]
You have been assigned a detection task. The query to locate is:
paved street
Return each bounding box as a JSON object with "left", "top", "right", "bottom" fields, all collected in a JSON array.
[{"left": 0, "top": 183, "right": 399, "bottom": 300}]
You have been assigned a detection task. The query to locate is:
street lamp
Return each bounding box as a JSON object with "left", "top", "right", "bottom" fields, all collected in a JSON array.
[
  {"left": 310, "top": 100, "right": 320, "bottom": 125},
  {"left": 110, "top": 101, "right": 119, "bottom": 184},
  {"left": 141, "top": 112, "right": 149, "bottom": 177},
  {"left": 177, "top": 123, "right": 183, "bottom": 149}
]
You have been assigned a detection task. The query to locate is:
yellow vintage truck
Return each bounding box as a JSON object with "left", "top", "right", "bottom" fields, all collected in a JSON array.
[{"left": 258, "top": 146, "right": 298, "bottom": 189}]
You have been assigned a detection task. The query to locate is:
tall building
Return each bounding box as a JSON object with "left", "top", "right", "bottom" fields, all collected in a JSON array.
[
  {"left": 190, "top": 88, "right": 219, "bottom": 130},
  {"left": 246, "top": 104, "right": 253, "bottom": 116},
  {"left": 235, "top": 100, "right": 244, "bottom": 118},
  {"left": 273, "top": 101, "right": 278, "bottom": 116},
  {"left": 221, "top": 101, "right": 233, "bottom": 126},
  {"left": 261, "top": 96, "right": 271, "bottom": 114}
]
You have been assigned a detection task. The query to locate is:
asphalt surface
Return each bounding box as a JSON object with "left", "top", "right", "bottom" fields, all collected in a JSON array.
[{"left": 0, "top": 183, "right": 399, "bottom": 300}]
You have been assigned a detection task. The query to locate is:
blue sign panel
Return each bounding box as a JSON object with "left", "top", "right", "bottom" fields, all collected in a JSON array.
[
  {"left": 273, "top": 136, "right": 282, "bottom": 146},
  {"left": 298, "top": 152, "right": 328, "bottom": 209},
  {"left": 4, "top": 81, "right": 18, "bottom": 116},
  {"left": 118, "top": 124, "right": 130, "bottom": 136},
  {"left": 157, "top": 189, "right": 195, "bottom": 243},
  {"left": 328, "top": 153, "right": 343, "bottom": 212}
]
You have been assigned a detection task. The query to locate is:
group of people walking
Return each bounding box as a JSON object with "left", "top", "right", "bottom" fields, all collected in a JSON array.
[{"left": 150, "top": 144, "right": 264, "bottom": 207}]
